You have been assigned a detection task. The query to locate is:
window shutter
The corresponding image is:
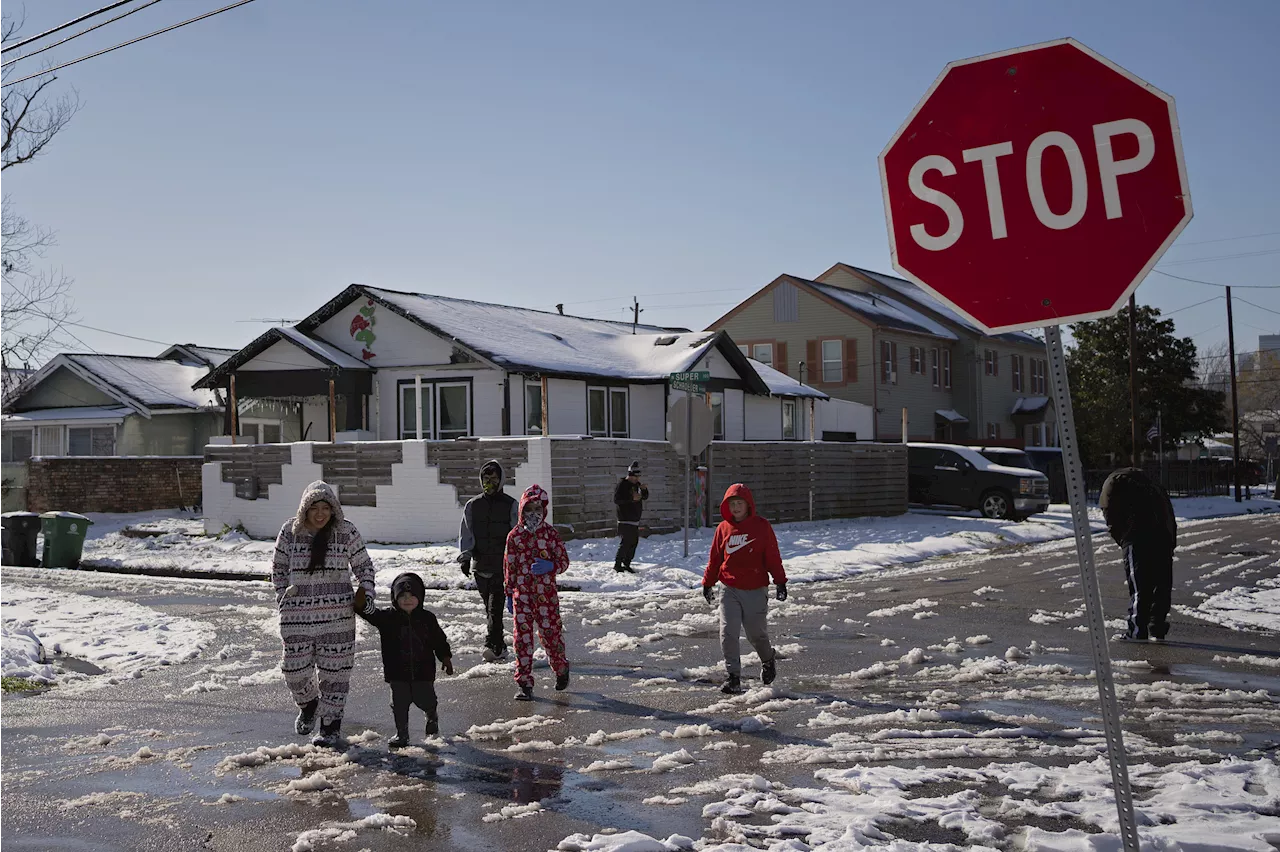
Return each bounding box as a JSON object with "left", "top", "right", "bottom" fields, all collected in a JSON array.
[
  {"left": 891, "top": 343, "right": 898, "bottom": 383},
  {"left": 776, "top": 341, "right": 788, "bottom": 378},
  {"left": 993, "top": 351, "right": 999, "bottom": 377},
  {"left": 806, "top": 339, "right": 818, "bottom": 385},
  {"left": 845, "top": 338, "right": 857, "bottom": 384},
  {"left": 1012, "top": 355, "right": 1017, "bottom": 391}
]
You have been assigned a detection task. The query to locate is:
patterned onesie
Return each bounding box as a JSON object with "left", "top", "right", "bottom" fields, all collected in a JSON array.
[
  {"left": 503, "top": 485, "right": 570, "bottom": 689},
  {"left": 272, "top": 481, "right": 376, "bottom": 726}
]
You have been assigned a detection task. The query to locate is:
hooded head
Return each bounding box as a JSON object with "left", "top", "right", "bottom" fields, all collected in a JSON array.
[
  {"left": 480, "top": 460, "right": 505, "bottom": 496},
  {"left": 391, "top": 572, "right": 427, "bottom": 611},
  {"left": 720, "top": 483, "right": 756, "bottom": 523},
  {"left": 626, "top": 461, "right": 642, "bottom": 477},
  {"left": 518, "top": 484, "right": 548, "bottom": 532},
  {"left": 293, "top": 481, "right": 344, "bottom": 535}
]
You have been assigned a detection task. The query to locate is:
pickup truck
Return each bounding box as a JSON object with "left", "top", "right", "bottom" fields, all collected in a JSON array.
[{"left": 907, "top": 442, "right": 1051, "bottom": 520}]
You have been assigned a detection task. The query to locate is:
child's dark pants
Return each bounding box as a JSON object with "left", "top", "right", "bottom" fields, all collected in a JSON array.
[{"left": 390, "top": 680, "right": 437, "bottom": 734}]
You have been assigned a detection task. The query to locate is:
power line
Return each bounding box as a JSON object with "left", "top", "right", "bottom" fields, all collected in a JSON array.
[
  {"left": 1158, "top": 247, "right": 1280, "bottom": 267},
  {"left": 1162, "top": 295, "right": 1223, "bottom": 316},
  {"left": 1, "top": 0, "right": 137, "bottom": 54},
  {"left": 2, "top": 0, "right": 167, "bottom": 70},
  {"left": 1233, "top": 298, "right": 1280, "bottom": 319},
  {"left": 2, "top": 0, "right": 260, "bottom": 89},
  {"left": 1172, "top": 230, "right": 1280, "bottom": 248},
  {"left": 1151, "top": 269, "right": 1280, "bottom": 289}
]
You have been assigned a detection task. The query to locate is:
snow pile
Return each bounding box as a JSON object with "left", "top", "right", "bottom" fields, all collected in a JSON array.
[
  {"left": 290, "top": 812, "right": 415, "bottom": 851},
  {"left": 649, "top": 749, "right": 697, "bottom": 773},
  {"left": 2, "top": 584, "right": 214, "bottom": 690},
  {"left": 1, "top": 624, "right": 54, "bottom": 683},
  {"left": 465, "top": 715, "right": 560, "bottom": 741},
  {"left": 481, "top": 800, "right": 544, "bottom": 822},
  {"left": 1191, "top": 575, "right": 1280, "bottom": 632},
  {"left": 556, "top": 830, "right": 694, "bottom": 851},
  {"left": 580, "top": 758, "right": 635, "bottom": 772}
]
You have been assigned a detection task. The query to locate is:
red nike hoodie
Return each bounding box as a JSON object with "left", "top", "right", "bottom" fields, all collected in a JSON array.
[{"left": 702, "top": 483, "right": 786, "bottom": 591}]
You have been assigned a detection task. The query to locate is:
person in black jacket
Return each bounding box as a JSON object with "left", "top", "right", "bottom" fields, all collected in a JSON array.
[
  {"left": 355, "top": 572, "right": 453, "bottom": 747},
  {"left": 613, "top": 461, "right": 649, "bottom": 573},
  {"left": 1098, "top": 467, "right": 1178, "bottom": 641},
  {"left": 458, "top": 459, "right": 518, "bottom": 660}
]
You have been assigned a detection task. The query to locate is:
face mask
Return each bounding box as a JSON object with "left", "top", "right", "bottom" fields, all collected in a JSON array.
[
  {"left": 523, "top": 506, "right": 544, "bottom": 531},
  {"left": 481, "top": 473, "right": 500, "bottom": 496}
]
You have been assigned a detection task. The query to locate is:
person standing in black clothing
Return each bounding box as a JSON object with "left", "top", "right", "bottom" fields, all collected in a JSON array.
[
  {"left": 613, "top": 461, "right": 649, "bottom": 573},
  {"left": 458, "top": 459, "right": 518, "bottom": 660},
  {"left": 1098, "top": 467, "right": 1178, "bottom": 641},
  {"left": 355, "top": 572, "right": 453, "bottom": 747}
]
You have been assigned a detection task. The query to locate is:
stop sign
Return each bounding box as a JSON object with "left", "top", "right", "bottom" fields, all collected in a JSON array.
[{"left": 879, "top": 39, "right": 1191, "bottom": 333}]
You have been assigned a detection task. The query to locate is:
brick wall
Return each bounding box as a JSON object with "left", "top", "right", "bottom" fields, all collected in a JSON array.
[{"left": 27, "top": 457, "right": 204, "bottom": 513}]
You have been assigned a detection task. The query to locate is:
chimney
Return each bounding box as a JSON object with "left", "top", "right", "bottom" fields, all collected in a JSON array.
[{"left": 555, "top": 303, "right": 564, "bottom": 315}]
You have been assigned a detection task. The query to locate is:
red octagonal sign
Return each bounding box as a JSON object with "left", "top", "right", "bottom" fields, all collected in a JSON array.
[{"left": 880, "top": 39, "right": 1192, "bottom": 333}]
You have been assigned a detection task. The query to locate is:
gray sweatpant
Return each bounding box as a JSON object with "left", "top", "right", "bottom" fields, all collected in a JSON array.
[{"left": 720, "top": 585, "right": 774, "bottom": 677}]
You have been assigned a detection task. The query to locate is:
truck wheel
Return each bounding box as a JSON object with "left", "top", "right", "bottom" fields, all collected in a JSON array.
[{"left": 980, "top": 489, "right": 1012, "bottom": 520}]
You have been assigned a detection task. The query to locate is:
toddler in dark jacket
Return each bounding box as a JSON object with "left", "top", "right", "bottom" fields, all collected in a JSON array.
[{"left": 355, "top": 572, "right": 453, "bottom": 747}]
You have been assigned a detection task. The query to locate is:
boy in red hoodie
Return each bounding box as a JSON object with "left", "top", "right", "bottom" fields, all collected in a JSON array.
[{"left": 701, "top": 483, "right": 787, "bottom": 694}]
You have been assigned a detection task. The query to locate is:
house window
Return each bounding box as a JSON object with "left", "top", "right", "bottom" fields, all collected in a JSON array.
[
  {"left": 400, "top": 383, "right": 432, "bottom": 439},
  {"left": 2, "top": 428, "right": 33, "bottom": 462},
  {"left": 984, "top": 349, "right": 999, "bottom": 376},
  {"left": 1030, "top": 358, "right": 1047, "bottom": 394},
  {"left": 752, "top": 343, "right": 773, "bottom": 367},
  {"left": 821, "top": 340, "right": 842, "bottom": 383},
  {"left": 880, "top": 341, "right": 898, "bottom": 384},
  {"left": 710, "top": 391, "right": 724, "bottom": 440},
  {"left": 67, "top": 426, "right": 116, "bottom": 456},
  {"left": 588, "top": 387, "right": 608, "bottom": 437},
  {"left": 436, "top": 382, "right": 471, "bottom": 440},
  {"left": 609, "top": 388, "right": 629, "bottom": 438},
  {"left": 930, "top": 349, "right": 940, "bottom": 387},
  {"left": 36, "top": 425, "right": 62, "bottom": 456},
  {"left": 737, "top": 344, "right": 749, "bottom": 356},
  {"left": 782, "top": 399, "right": 797, "bottom": 440},
  {"left": 239, "top": 419, "right": 284, "bottom": 443},
  {"left": 943, "top": 350, "right": 952, "bottom": 389},
  {"left": 910, "top": 347, "right": 923, "bottom": 375},
  {"left": 525, "top": 382, "right": 543, "bottom": 435},
  {"left": 1012, "top": 355, "right": 1023, "bottom": 392}
]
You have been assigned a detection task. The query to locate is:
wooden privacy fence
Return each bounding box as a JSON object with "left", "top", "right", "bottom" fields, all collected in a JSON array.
[{"left": 549, "top": 439, "right": 906, "bottom": 539}]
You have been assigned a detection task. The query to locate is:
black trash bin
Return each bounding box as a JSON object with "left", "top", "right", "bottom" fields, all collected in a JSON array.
[{"left": 1, "top": 511, "right": 42, "bottom": 567}]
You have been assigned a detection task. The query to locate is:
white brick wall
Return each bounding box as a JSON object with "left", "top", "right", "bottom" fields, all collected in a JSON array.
[{"left": 202, "top": 438, "right": 554, "bottom": 543}]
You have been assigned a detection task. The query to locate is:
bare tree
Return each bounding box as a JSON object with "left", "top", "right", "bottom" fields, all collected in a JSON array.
[{"left": 2, "top": 12, "right": 80, "bottom": 384}]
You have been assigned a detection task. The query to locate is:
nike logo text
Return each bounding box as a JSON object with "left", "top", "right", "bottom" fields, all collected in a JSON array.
[{"left": 724, "top": 534, "right": 753, "bottom": 556}]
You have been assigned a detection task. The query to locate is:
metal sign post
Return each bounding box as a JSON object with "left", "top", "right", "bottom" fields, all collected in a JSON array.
[
  {"left": 1045, "top": 324, "right": 1139, "bottom": 852},
  {"left": 683, "top": 388, "right": 692, "bottom": 558}
]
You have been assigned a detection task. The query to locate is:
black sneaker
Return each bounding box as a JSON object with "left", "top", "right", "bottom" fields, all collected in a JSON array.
[
  {"left": 389, "top": 732, "right": 409, "bottom": 749},
  {"left": 425, "top": 717, "right": 439, "bottom": 737},
  {"left": 312, "top": 718, "right": 341, "bottom": 747},
  {"left": 294, "top": 698, "right": 319, "bottom": 736},
  {"left": 613, "top": 563, "right": 626, "bottom": 572},
  {"left": 721, "top": 674, "right": 742, "bottom": 694},
  {"left": 515, "top": 685, "right": 534, "bottom": 701},
  {"left": 761, "top": 656, "right": 777, "bottom": 686},
  {"left": 555, "top": 669, "right": 570, "bottom": 691}
]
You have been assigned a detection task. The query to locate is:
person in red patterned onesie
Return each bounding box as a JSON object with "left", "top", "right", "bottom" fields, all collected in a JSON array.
[{"left": 503, "top": 484, "right": 571, "bottom": 700}]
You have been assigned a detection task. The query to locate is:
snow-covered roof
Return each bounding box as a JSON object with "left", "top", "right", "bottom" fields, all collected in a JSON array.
[
  {"left": 353, "top": 286, "right": 707, "bottom": 378},
  {"left": 747, "top": 358, "right": 828, "bottom": 399},
  {"left": 276, "top": 326, "right": 371, "bottom": 370},
  {"left": 835, "top": 265, "right": 1043, "bottom": 347},
  {"left": 156, "top": 344, "right": 238, "bottom": 368},
  {"left": 1, "top": 406, "right": 132, "bottom": 423},
  {"left": 61, "top": 355, "right": 220, "bottom": 411},
  {"left": 1011, "top": 396, "right": 1051, "bottom": 415},
  {"left": 801, "top": 278, "right": 959, "bottom": 341}
]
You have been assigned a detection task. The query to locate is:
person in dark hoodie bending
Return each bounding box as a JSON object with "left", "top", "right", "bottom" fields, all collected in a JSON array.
[
  {"left": 1098, "top": 467, "right": 1178, "bottom": 641},
  {"left": 355, "top": 572, "right": 453, "bottom": 747},
  {"left": 457, "top": 460, "right": 518, "bottom": 661}
]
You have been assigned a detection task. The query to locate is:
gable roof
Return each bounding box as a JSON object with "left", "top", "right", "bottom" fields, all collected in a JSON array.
[
  {"left": 194, "top": 325, "right": 373, "bottom": 388},
  {"left": 824, "top": 264, "right": 1042, "bottom": 347},
  {"left": 283, "top": 285, "right": 778, "bottom": 389},
  {"left": 801, "top": 278, "right": 959, "bottom": 341},
  {"left": 749, "top": 358, "right": 827, "bottom": 399},
  {"left": 11, "top": 353, "right": 220, "bottom": 417},
  {"left": 158, "top": 343, "right": 238, "bottom": 368}
]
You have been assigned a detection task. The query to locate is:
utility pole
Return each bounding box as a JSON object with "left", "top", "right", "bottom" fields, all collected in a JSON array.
[
  {"left": 1226, "top": 286, "right": 1242, "bottom": 502},
  {"left": 1128, "top": 295, "right": 1139, "bottom": 467},
  {"left": 631, "top": 298, "right": 642, "bottom": 334}
]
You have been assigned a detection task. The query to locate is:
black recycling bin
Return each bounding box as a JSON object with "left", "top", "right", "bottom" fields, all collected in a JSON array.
[{"left": 2, "top": 511, "right": 42, "bottom": 567}]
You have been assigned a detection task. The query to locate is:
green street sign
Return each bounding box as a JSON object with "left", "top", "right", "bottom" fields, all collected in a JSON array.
[{"left": 669, "top": 370, "right": 709, "bottom": 393}]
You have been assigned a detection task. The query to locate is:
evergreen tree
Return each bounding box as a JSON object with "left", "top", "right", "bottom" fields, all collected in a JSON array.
[{"left": 1066, "top": 305, "right": 1225, "bottom": 467}]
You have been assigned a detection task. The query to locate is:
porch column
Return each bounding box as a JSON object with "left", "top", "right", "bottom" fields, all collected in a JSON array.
[{"left": 229, "top": 373, "right": 238, "bottom": 445}]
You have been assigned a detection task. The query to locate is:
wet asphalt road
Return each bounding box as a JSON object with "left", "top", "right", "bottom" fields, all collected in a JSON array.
[{"left": 2, "top": 512, "right": 1277, "bottom": 851}]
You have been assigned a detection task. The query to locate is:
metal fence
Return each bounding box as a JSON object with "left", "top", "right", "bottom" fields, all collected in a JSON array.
[{"left": 1086, "top": 461, "right": 1236, "bottom": 501}]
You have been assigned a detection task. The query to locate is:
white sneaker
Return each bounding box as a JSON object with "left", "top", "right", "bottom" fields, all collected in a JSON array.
[{"left": 482, "top": 648, "right": 497, "bottom": 663}]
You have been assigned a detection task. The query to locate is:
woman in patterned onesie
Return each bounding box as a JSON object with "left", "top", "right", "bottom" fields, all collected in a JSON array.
[
  {"left": 503, "top": 484, "right": 571, "bottom": 701},
  {"left": 272, "top": 481, "right": 376, "bottom": 745}
]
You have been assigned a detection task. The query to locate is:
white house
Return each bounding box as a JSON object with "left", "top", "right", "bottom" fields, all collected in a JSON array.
[{"left": 193, "top": 285, "right": 829, "bottom": 444}]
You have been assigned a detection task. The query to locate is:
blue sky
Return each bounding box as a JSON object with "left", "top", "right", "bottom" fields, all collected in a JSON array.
[{"left": 4, "top": 0, "right": 1278, "bottom": 362}]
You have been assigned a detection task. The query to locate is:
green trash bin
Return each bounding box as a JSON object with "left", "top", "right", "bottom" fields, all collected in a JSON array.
[{"left": 39, "top": 511, "right": 93, "bottom": 568}]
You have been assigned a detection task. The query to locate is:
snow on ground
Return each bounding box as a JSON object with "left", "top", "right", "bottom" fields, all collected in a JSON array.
[
  {"left": 69, "top": 496, "right": 1278, "bottom": 598},
  {"left": 1, "top": 584, "right": 215, "bottom": 691},
  {"left": 1189, "top": 574, "right": 1280, "bottom": 632}
]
